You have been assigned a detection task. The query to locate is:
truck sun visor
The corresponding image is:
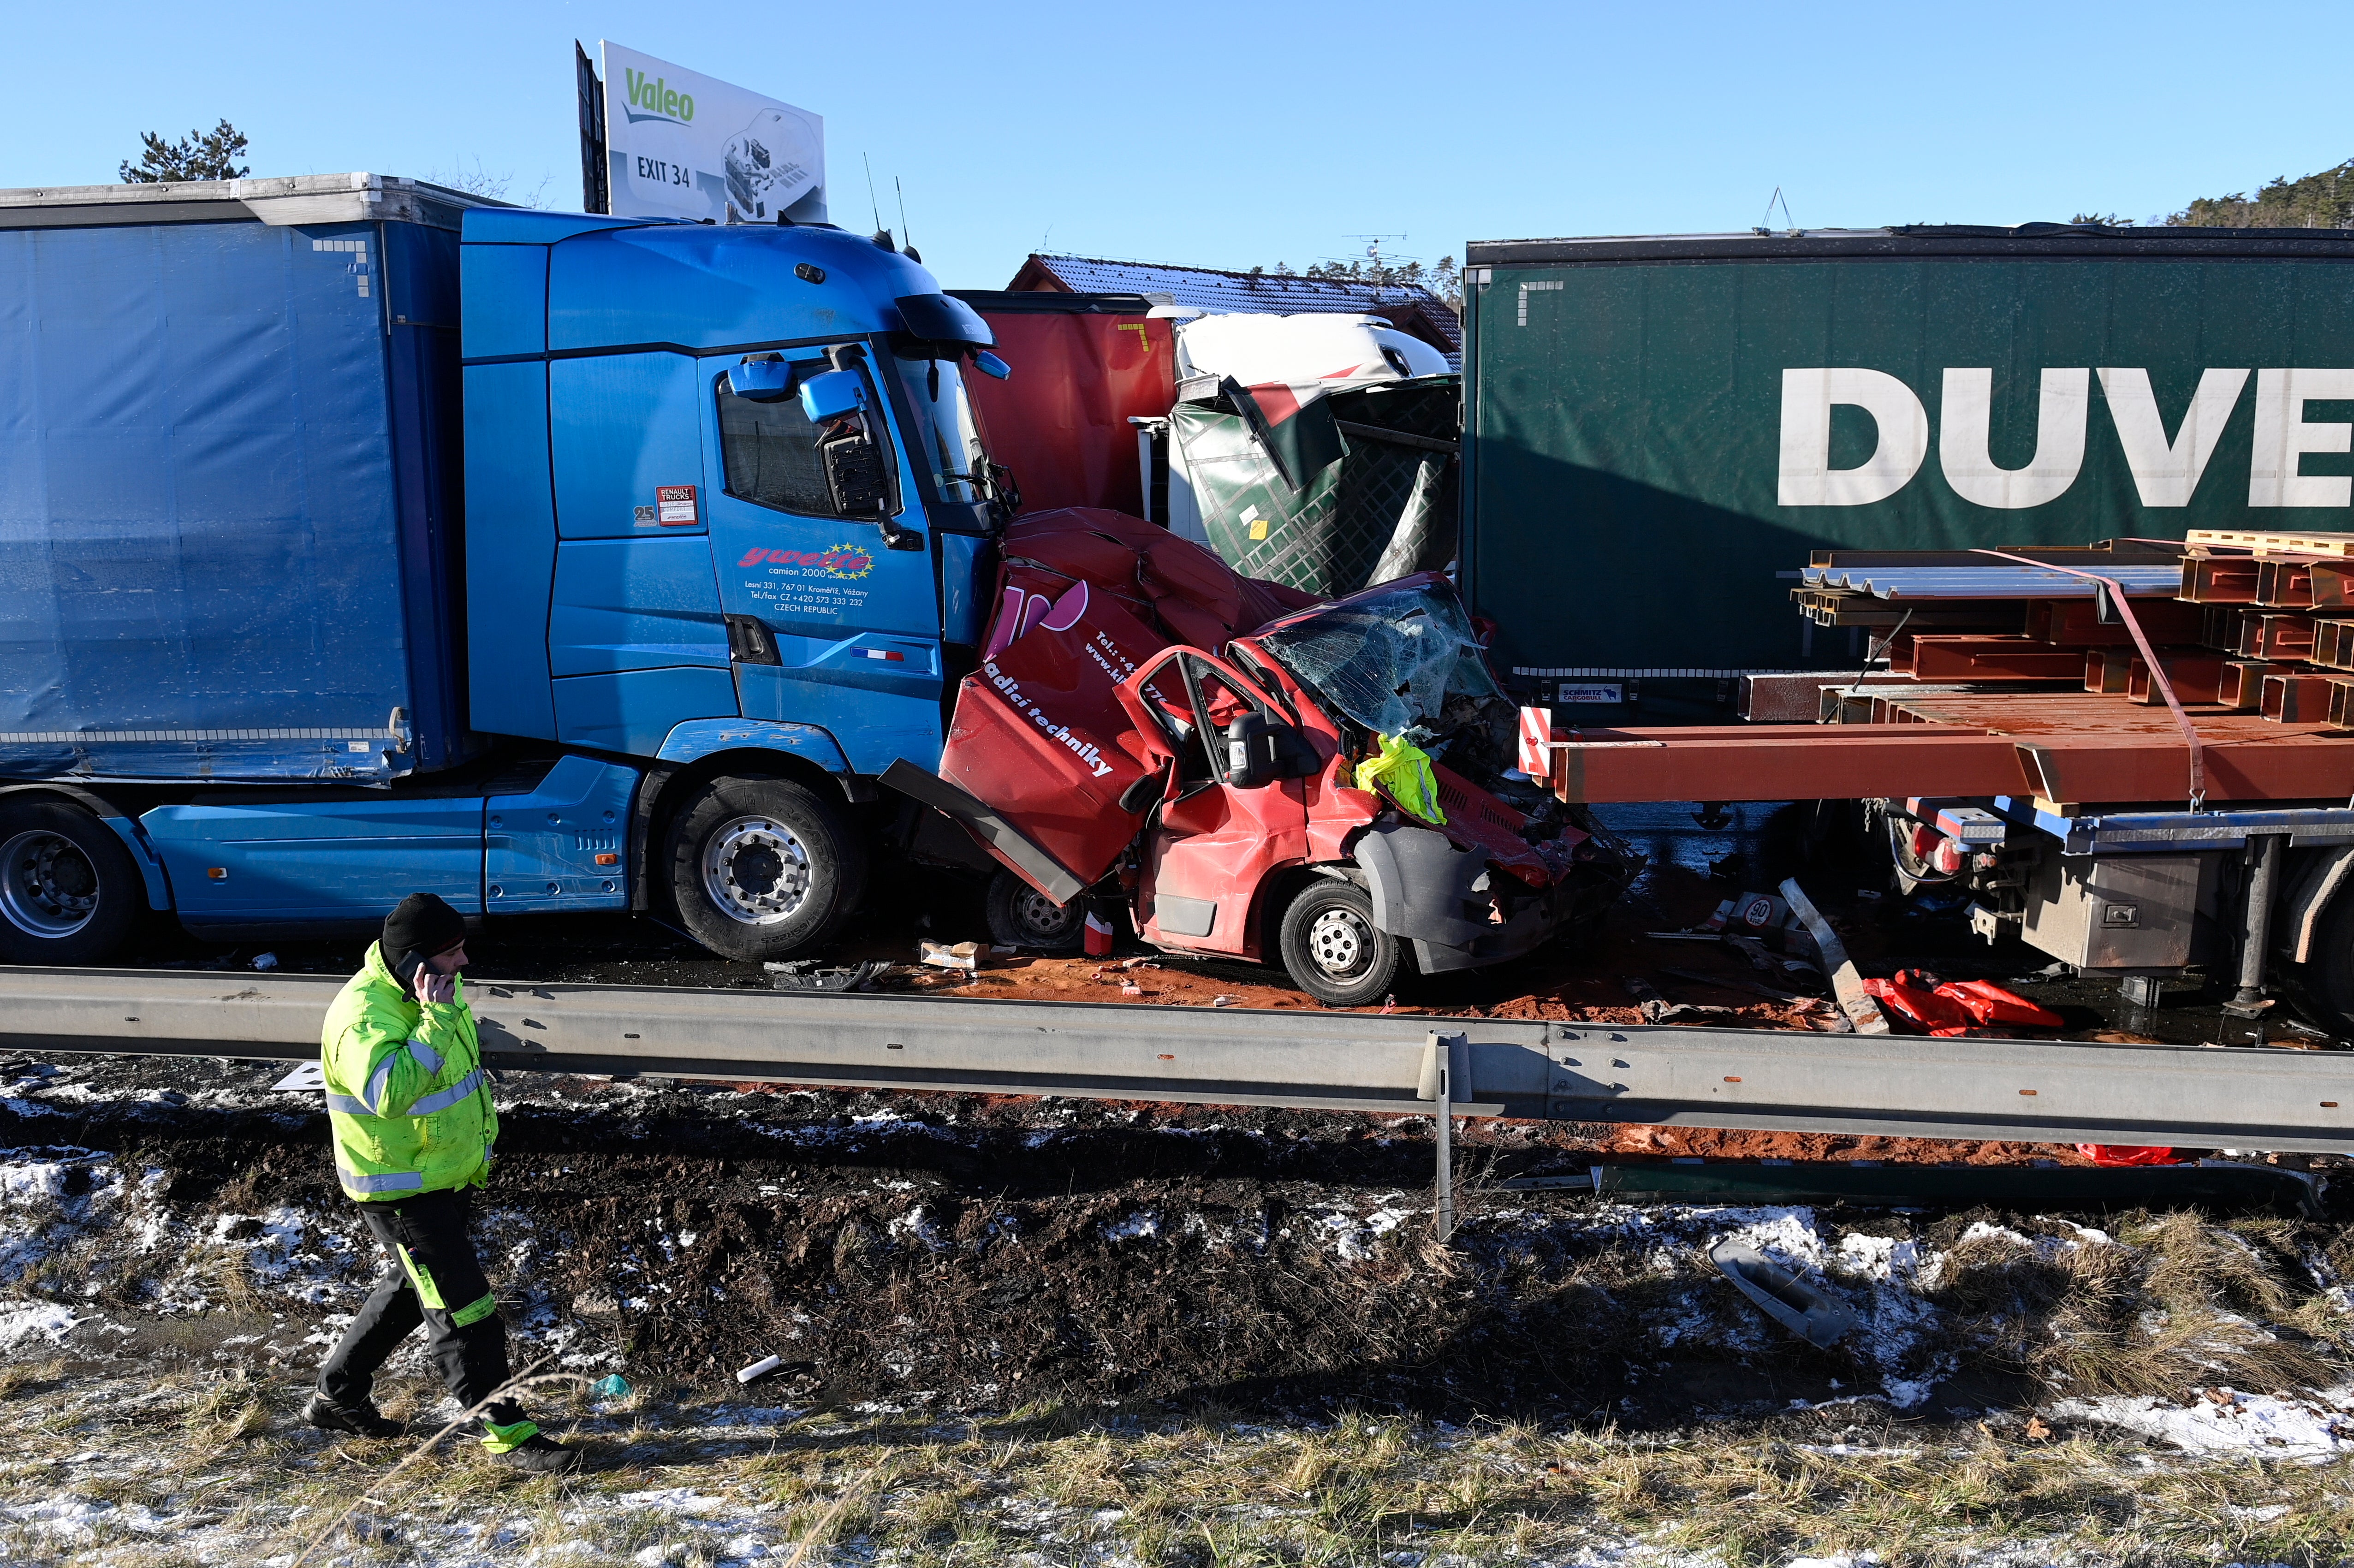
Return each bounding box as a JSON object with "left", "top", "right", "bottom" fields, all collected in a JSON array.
[{"left": 892, "top": 292, "right": 995, "bottom": 350}]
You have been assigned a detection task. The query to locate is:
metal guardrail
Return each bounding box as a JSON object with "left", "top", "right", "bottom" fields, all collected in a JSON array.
[{"left": 4, "top": 968, "right": 2353, "bottom": 1152}]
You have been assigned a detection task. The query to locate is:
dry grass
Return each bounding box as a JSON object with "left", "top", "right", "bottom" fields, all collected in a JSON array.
[
  {"left": 1926, "top": 1209, "right": 2342, "bottom": 1401},
  {"left": 0, "top": 1362, "right": 2347, "bottom": 1567},
  {"left": 1, "top": 1203, "right": 2351, "bottom": 1563}
]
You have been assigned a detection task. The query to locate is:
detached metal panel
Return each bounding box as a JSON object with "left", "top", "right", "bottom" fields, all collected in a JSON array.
[
  {"left": 1460, "top": 228, "right": 2354, "bottom": 683},
  {"left": 0, "top": 210, "right": 469, "bottom": 780}
]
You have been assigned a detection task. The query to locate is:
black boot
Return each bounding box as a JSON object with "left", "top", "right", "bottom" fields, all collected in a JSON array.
[
  {"left": 304, "top": 1392, "right": 405, "bottom": 1439},
  {"left": 491, "top": 1433, "right": 579, "bottom": 1474}
]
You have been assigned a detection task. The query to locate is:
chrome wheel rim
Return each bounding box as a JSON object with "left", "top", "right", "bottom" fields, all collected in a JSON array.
[
  {"left": 1306, "top": 905, "right": 1370, "bottom": 978},
  {"left": 702, "top": 815, "right": 813, "bottom": 926},
  {"left": 0, "top": 831, "right": 99, "bottom": 939},
  {"left": 1010, "top": 885, "right": 1080, "bottom": 943}
]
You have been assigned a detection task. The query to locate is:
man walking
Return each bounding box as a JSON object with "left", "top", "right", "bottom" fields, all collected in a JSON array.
[{"left": 303, "top": 892, "right": 577, "bottom": 1473}]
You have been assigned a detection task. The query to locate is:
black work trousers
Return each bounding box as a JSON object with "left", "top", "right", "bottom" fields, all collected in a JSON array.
[{"left": 316, "top": 1188, "right": 523, "bottom": 1425}]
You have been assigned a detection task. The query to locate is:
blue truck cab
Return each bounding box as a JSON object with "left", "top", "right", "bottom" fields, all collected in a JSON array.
[{"left": 0, "top": 173, "right": 1010, "bottom": 964}]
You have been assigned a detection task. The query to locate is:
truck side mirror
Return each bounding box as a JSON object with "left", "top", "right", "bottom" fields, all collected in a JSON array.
[
  {"left": 972, "top": 350, "right": 1011, "bottom": 380},
  {"left": 820, "top": 428, "right": 889, "bottom": 517},
  {"left": 729, "top": 357, "right": 795, "bottom": 402},
  {"left": 799, "top": 368, "right": 867, "bottom": 422}
]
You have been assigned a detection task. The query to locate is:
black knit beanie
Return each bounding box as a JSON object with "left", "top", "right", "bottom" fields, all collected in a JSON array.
[{"left": 383, "top": 892, "right": 466, "bottom": 975}]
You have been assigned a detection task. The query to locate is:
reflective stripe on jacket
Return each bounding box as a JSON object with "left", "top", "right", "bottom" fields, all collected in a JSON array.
[{"left": 321, "top": 942, "right": 498, "bottom": 1202}]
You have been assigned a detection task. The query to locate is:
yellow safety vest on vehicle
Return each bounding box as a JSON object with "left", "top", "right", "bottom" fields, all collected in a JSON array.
[{"left": 320, "top": 943, "right": 497, "bottom": 1202}]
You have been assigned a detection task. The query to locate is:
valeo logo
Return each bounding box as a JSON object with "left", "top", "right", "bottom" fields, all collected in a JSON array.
[{"left": 622, "top": 68, "right": 695, "bottom": 126}]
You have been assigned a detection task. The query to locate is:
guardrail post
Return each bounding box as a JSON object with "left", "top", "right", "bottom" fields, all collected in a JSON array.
[{"left": 1423, "top": 1031, "right": 1468, "bottom": 1241}]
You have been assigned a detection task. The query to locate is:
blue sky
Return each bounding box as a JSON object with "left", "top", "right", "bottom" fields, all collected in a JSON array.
[{"left": 9, "top": 1, "right": 2348, "bottom": 291}]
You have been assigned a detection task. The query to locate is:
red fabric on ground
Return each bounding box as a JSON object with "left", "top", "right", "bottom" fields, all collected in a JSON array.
[
  {"left": 1938, "top": 979, "right": 2066, "bottom": 1029},
  {"left": 1863, "top": 974, "right": 1978, "bottom": 1033},
  {"left": 2076, "top": 1143, "right": 2186, "bottom": 1166}
]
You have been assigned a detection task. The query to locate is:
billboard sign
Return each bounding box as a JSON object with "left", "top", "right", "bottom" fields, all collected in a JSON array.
[{"left": 599, "top": 42, "right": 825, "bottom": 225}]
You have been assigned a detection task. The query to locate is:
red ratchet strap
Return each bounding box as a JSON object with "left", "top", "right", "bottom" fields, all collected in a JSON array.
[{"left": 1971, "top": 548, "right": 2205, "bottom": 810}]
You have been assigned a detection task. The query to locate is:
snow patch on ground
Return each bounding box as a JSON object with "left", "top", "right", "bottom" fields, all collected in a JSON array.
[
  {"left": 0, "top": 1299, "right": 78, "bottom": 1349},
  {"left": 1101, "top": 1211, "right": 1160, "bottom": 1242},
  {"left": 2052, "top": 1384, "right": 2354, "bottom": 1460},
  {"left": 1305, "top": 1197, "right": 1416, "bottom": 1263}
]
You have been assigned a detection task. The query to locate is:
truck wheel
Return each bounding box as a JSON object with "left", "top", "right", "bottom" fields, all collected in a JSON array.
[
  {"left": 1277, "top": 880, "right": 1401, "bottom": 1008},
  {"left": 0, "top": 800, "right": 142, "bottom": 966},
  {"left": 664, "top": 776, "right": 868, "bottom": 962},
  {"left": 984, "top": 870, "right": 1084, "bottom": 954}
]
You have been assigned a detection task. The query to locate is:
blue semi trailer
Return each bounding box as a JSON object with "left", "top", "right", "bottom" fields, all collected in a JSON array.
[{"left": 0, "top": 173, "right": 1016, "bottom": 964}]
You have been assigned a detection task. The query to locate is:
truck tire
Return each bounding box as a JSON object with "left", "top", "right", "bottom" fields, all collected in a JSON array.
[
  {"left": 0, "top": 800, "right": 142, "bottom": 966},
  {"left": 664, "top": 776, "right": 868, "bottom": 962},
  {"left": 984, "top": 870, "right": 1084, "bottom": 954},
  {"left": 1277, "top": 880, "right": 1401, "bottom": 1008}
]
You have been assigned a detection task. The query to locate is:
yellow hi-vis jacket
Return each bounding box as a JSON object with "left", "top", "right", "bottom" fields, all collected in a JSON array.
[{"left": 320, "top": 943, "right": 497, "bottom": 1202}]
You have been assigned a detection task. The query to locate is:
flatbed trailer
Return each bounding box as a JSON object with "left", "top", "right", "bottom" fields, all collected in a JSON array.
[{"left": 1519, "top": 534, "right": 2354, "bottom": 1044}]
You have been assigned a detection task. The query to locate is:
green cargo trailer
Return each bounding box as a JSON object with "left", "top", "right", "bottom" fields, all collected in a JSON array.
[{"left": 1459, "top": 226, "right": 2354, "bottom": 709}]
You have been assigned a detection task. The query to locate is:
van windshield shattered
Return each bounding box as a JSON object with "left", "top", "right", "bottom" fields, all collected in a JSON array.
[{"left": 1251, "top": 582, "right": 1504, "bottom": 742}]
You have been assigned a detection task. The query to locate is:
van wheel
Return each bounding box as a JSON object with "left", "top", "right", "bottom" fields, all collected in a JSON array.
[
  {"left": 984, "top": 870, "right": 1084, "bottom": 954},
  {"left": 1277, "top": 880, "right": 1400, "bottom": 1008},
  {"left": 0, "top": 800, "right": 142, "bottom": 966},
  {"left": 665, "top": 776, "right": 868, "bottom": 962}
]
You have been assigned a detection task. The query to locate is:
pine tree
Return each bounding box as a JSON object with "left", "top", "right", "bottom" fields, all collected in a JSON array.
[
  {"left": 119, "top": 121, "right": 250, "bottom": 184},
  {"left": 2170, "top": 160, "right": 2352, "bottom": 229}
]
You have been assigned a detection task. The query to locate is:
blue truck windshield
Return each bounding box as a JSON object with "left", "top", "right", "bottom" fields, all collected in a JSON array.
[{"left": 890, "top": 353, "right": 987, "bottom": 506}]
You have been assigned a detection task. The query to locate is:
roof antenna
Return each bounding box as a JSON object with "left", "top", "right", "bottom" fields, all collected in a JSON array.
[
  {"left": 862, "top": 154, "right": 891, "bottom": 249},
  {"left": 895, "top": 176, "right": 919, "bottom": 263},
  {"left": 1755, "top": 187, "right": 1798, "bottom": 237}
]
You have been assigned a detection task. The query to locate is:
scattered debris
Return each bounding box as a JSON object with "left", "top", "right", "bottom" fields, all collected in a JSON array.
[
  {"left": 919, "top": 941, "right": 989, "bottom": 973},
  {"left": 1656, "top": 965, "right": 1802, "bottom": 1001},
  {"left": 735, "top": 1354, "right": 783, "bottom": 1385},
  {"left": 765, "top": 958, "right": 891, "bottom": 992},
  {"left": 1779, "top": 878, "right": 1890, "bottom": 1036},
  {"left": 1640, "top": 999, "right": 1741, "bottom": 1025},
  {"left": 250, "top": 951, "right": 279, "bottom": 972},
  {"left": 1708, "top": 1237, "right": 1861, "bottom": 1349}
]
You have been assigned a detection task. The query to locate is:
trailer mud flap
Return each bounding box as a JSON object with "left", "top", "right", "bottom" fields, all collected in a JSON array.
[{"left": 878, "top": 760, "right": 1087, "bottom": 905}]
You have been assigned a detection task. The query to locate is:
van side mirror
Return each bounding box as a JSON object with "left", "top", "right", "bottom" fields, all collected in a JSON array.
[
  {"left": 729, "top": 357, "right": 795, "bottom": 402},
  {"left": 799, "top": 368, "right": 867, "bottom": 422},
  {"left": 1223, "top": 713, "right": 1317, "bottom": 788}
]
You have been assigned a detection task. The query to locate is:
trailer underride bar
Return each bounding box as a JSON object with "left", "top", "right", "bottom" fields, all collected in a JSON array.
[{"left": 4, "top": 968, "right": 2351, "bottom": 1155}]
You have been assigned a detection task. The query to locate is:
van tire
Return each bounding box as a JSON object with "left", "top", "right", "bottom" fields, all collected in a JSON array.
[
  {"left": 984, "top": 870, "right": 1085, "bottom": 955},
  {"left": 664, "top": 776, "right": 867, "bottom": 962},
  {"left": 0, "top": 800, "right": 143, "bottom": 966},
  {"left": 1277, "top": 880, "right": 1401, "bottom": 1008}
]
